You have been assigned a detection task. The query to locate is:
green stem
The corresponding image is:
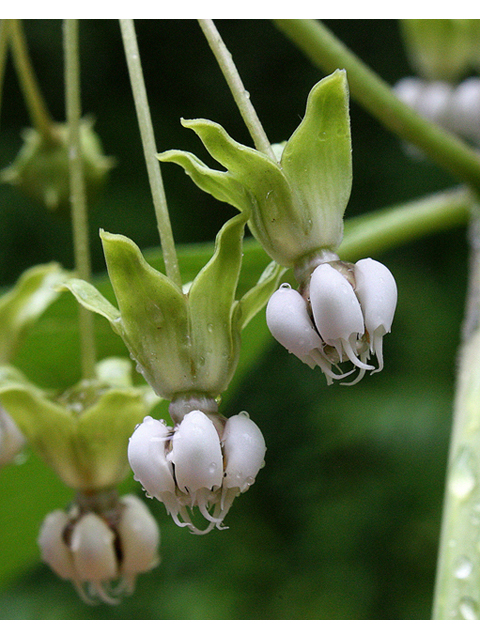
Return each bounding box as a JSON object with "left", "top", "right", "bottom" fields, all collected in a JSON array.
[
  {"left": 0, "top": 20, "right": 9, "bottom": 127},
  {"left": 432, "top": 204, "right": 480, "bottom": 620},
  {"left": 198, "top": 19, "right": 277, "bottom": 161},
  {"left": 274, "top": 19, "right": 480, "bottom": 194},
  {"left": 341, "top": 187, "right": 472, "bottom": 261},
  {"left": 7, "top": 19, "right": 57, "bottom": 143},
  {"left": 64, "top": 19, "right": 96, "bottom": 379},
  {"left": 119, "top": 19, "right": 182, "bottom": 289}
]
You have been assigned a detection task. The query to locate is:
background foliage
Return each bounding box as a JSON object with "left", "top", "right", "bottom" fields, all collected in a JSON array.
[{"left": 0, "top": 19, "right": 468, "bottom": 619}]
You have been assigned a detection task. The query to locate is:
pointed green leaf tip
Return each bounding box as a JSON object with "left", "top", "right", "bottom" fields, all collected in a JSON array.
[
  {"left": 0, "top": 263, "right": 68, "bottom": 364},
  {"left": 158, "top": 70, "right": 352, "bottom": 268}
]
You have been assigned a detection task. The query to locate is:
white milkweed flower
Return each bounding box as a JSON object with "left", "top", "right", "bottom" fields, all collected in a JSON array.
[
  {"left": 38, "top": 493, "right": 160, "bottom": 605},
  {"left": 128, "top": 409, "right": 266, "bottom": 535},
  {"left": 266, "top": 257, "right": 397, "bottom": 385}
]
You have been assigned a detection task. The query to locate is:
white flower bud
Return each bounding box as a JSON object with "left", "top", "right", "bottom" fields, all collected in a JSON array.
[
  {"left": 354, "top": 258, "right": 398, "bottom": 372},
  {"left": 310, "top": 263, "right": 371, "bottom": 371},
  {"left": 266, "top": 284, "right": 323, "bottom": 368},
  {"left": 222, "top": 413, "right": 266, "bottom": 493},
  {"left": 117, "top": 494, "right": 160, "bottom": 592},
  {"left": 0, "top": 405, "right": 26, "bottom": 467},
  {"left": 70, "top": 513, "right": 118, "bottom": 583},
  {"left": 38, "top": 510, "right": 76, "bottom": 581},
  {"left": 266, "top": 257, "right": 397, "bottom": 385},
  {"left": 128, "top": 416, "right": 176, "bottom": 498},
  {"left": 169, "top": 410, "right": 223, "bottom": 493}
]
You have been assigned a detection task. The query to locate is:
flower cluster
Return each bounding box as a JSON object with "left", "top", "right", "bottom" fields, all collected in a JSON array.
[
  {"left": 38, "top": 492, "right": 160, "bottom": 605},
  {"left": 266, "top": 257, "right": 397, "bottom": 385},
  {"left": 128, "top": 407, "right": 266, "bottom": 535}
]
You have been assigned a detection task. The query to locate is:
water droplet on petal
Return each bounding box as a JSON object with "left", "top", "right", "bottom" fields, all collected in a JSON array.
[{"left": 455, "top": 555, "right": 473, "bottom": 579}]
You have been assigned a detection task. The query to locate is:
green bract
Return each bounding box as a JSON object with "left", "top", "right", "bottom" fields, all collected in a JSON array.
[
  {"left": 1, "top": 117, "right": 115, "bottom": 215},
  {"left": 0, "top": 358, "right": 159, "bottom": 491},
  {"left": 62, "top": 212, "right": 282, "bottom": 401},
  {"left": 0, "top": 262, "right": 67, "bottom": 364},
  {"left": 157, "top": 70, "right": 352, "bottom": 268},
  {"left": 400, "top": 19, "right": 480, "bottom": 81}
]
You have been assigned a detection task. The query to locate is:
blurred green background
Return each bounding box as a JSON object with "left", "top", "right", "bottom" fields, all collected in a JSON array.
[{"left": 0, "top": 19, "right": 470, "bottom": 619}]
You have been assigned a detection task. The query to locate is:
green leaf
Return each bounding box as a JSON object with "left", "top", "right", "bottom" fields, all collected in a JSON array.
[
  {"left": 157, "top": 148, "right": 250, "bottom": 212},
  {"left": 188, "top": 211, "right": 249, "bottom": 393},
  {"left": 100, "top": 230, "right": 191, "bottom": 399},
  {"left": 280, "top": 69, "right": 351, "bottom": 247},
  {"left": 59, "top": 277, "right": 122, "bottom": 329},
  {"left": 0, "top": 263, "right": 68, "bottom": 364}
]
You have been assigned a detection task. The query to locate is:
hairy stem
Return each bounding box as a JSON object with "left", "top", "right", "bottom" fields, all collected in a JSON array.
[
  {"left": 198, "top": 19, "right": 277, "bottom": 161},
  {"left": 274, "top": 19, "right": 480, "bottom": 194},
  {"left": 64, "top": 19, "right": 96, "bottom": 379},
  {"left": 119, "top": 19, "right": 182, "bottom": 289},
  {"left": 7, "top": 19, "right": 57, "bottom": 143}
]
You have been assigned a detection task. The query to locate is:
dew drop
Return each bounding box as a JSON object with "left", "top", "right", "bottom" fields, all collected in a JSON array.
[
  {"left": 455, "top": 555, "right": 473, "bottom": 579},
  {"left": 279, "top": 283, "right": 291, "bottom": 290},
  {"left": 458, "top": 597, "right": 479, "bottom": 620},
  {"left": 449, "top": 447, "right": 477, "bottom": 500},
  {"left": 239, "top": 410, "right": 250, "bottom": 418}
]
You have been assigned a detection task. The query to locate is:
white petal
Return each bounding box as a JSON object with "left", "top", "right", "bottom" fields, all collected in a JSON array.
[
  {"left": 266, "top": 285, "right": 323, "bottom": 362},
  {"left": 118, "top": 494, "right": 160, "bottom": 576},
  {"left": 128, "top": 416, "right": 176, "bottom": 501},
  {"left": 354, "top": 258, "right": 397, "bottom": 340},
  {"left": 70, "top": 513, "right": 118, "bottom": 582},
  {"left": 310, "top": 263, "right": 364, "bottom": 346},
  {"left": 38, "top": 510, "right": 76, "bottom": 580},
  {"left": 222, "top": 413, "right": 266, "bottom": 493},
  {"left": 170, "top": 410, "right": 223, "bottom": 493}
]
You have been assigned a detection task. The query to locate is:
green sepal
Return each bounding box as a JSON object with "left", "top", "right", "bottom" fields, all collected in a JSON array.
[
  {"left": 158, "top": 70, "right": 352, "bottom": 267},
  {"left": 280, "top": 69, "right": 351, "bottom": 250},
  {"left": 0, "top": 262, "right": 68, "bottom": 364},
  {"left": 400, "top": 19, "right": 479, "bottom": 81},
  {"left": 100, "top": 230, "right": 191, "bottom": 399},
  {"left": 236, "top": 260, "right": 285, "bottom": 330},
  {"left": 0, "top": 359, "right": 160, "bottom": 491},
  {"left": 1, "top": 118, "right": 115, "bottom": 215}
]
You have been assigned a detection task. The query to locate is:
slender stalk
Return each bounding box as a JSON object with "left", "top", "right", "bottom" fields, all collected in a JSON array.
[
  {"left": 119, "top": 19, "right": 182, "bottom": 289},
  {"left": 432, "top": 203, "right": 480, "bottom": 620},
  {"left": 0, "top": 20, "right": 10, "bottom": 127},
  {"left": 198, "top": 19, "right": 277, "bottom": 161},
  {"left": 274, "top": 19, "right": 480, "bottom": 194},
  {"left": 64, "top": 19, "right": 96, "bottom": 379},
  {"left": 7, "top": 19, "right": 57, "bottom": 143},
  {"left": 341, "top": 186, "right": 472, "bottom": 261}
]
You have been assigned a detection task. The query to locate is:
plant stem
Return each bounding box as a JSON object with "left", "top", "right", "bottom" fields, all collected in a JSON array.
[
  {"left": 198, "top": 19, "right": 277, "bottom": 162},
  {"left": 7, "top": 19, "right": 57, "bottom": 143},
  {"left": 274, "top": 19, "right": 480, "bottom": 194},
  {"left": 341, "top": 186, "right": 472, "bottom": 261},
  {"left": 0, "top": 20, "right": 10, "bottom": 127},
  {"left": 64, "top": 19, "right": 96, "bottom": 379},
  {"left": 432, "top": 202, "right": 480, "bottom": 619},
  {"left": 119, "top": 19, "right": 182, "bottom": 289}
]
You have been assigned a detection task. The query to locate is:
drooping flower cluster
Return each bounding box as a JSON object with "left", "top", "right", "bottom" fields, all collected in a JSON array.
[
  {"left": 266, "top": 257, "right": 398, "bottom": 385},
  {"left": 128, "top": 406, "right": 266, "bottom": 535},
  {"left": 38, "top": 492, "right": 160, "bottom": 605}
]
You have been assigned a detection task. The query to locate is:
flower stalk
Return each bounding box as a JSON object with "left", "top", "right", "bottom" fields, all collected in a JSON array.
[
  {"left": 64, "top": 19, "right": 96, "bottom": 379},
  {"left": 119, "top": 19, "right": 182, "bottom": 289},
  {"left": 6, "top": 19, "right": 57, "bottom": 144},
  {"left": 198, "top": 19, "right": 276, "bottom": 161}
]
